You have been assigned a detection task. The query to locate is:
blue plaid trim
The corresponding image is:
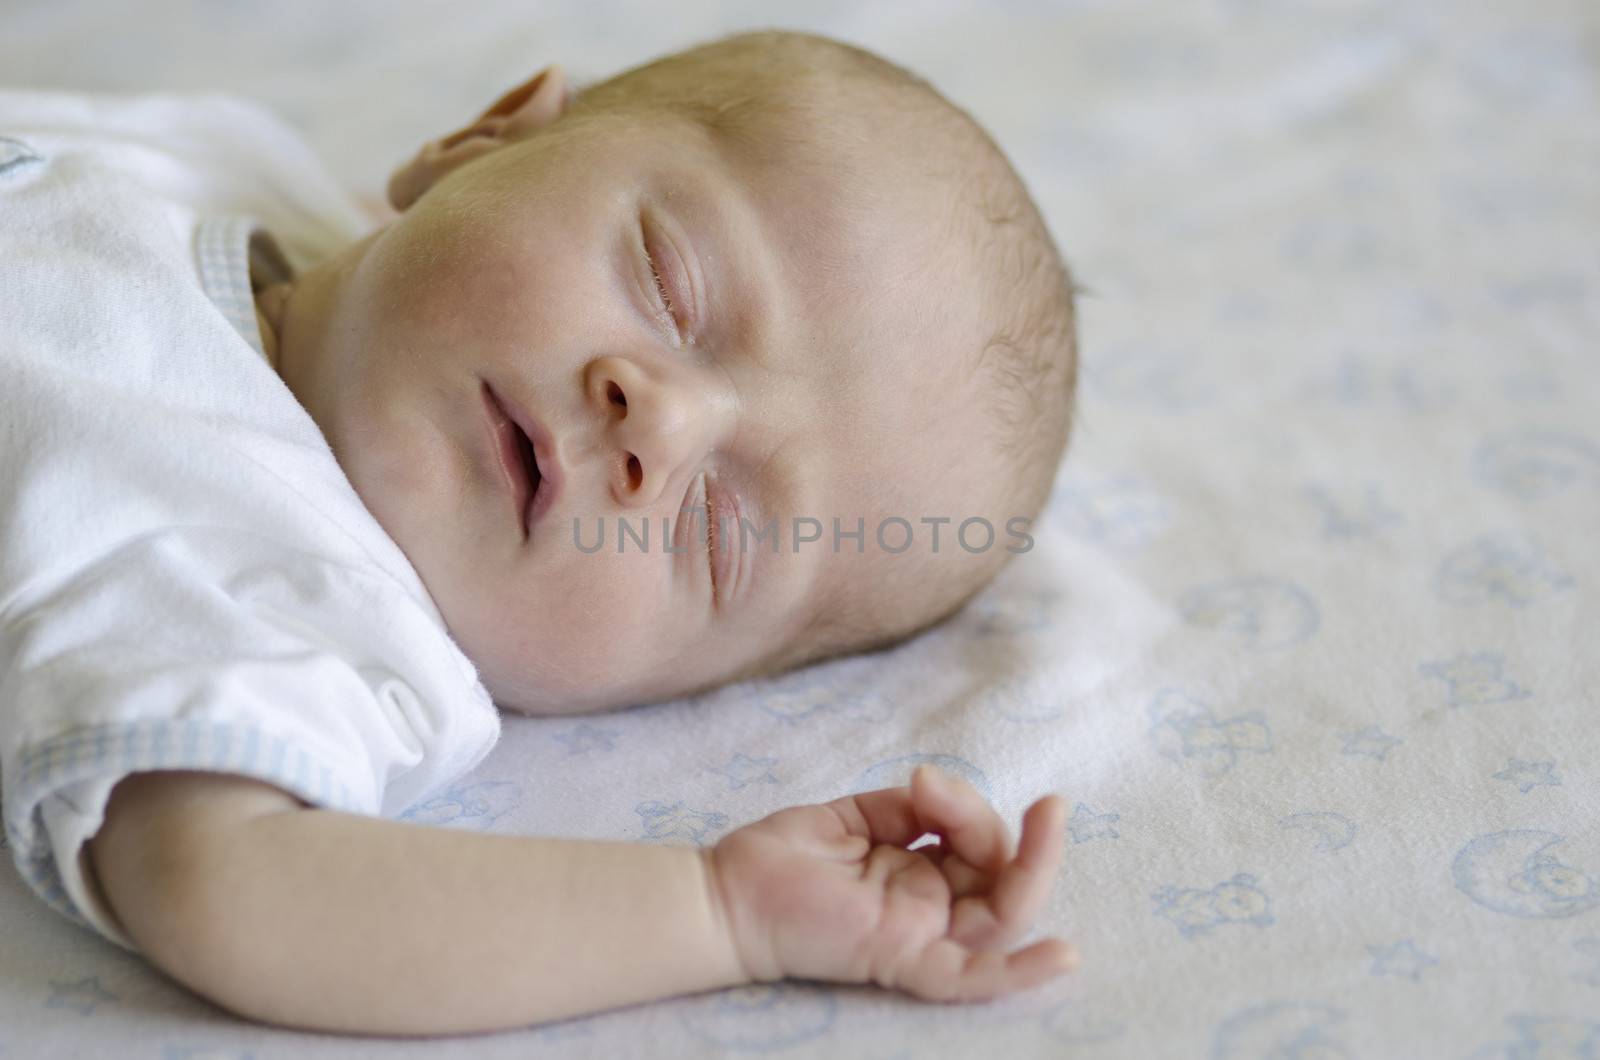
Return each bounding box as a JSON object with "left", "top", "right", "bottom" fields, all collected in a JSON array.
[
  {"left": 194, "top": 215, "right": 268, "bottom": 360},
  {"left": 3, "top": 718, "right": 367, "bottom": 936}
]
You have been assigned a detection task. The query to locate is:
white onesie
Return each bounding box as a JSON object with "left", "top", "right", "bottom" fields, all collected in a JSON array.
[{"left": 0, "top": 91, "right": 502, "bottom": 951}]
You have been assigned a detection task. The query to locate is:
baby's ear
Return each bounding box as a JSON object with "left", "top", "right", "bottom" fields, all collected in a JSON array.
[{"left": 386, "top": 65, "right": 571, "bottom": 212}]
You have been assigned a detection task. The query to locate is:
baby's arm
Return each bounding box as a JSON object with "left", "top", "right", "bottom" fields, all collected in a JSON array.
[
  {"left": 88, "top": 765, "right": 1073, "bottom": 1037},
  {"left": 87, "top": 770, "right": 748, "bottom": 1035}
]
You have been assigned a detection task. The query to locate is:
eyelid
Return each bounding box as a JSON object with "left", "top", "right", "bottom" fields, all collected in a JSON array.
[
  {"left": 704, "top": 474, "right": 719, "bottom": 604},
  {"left": 635, "top": 219, "right": 678, "bottom": 340},
  {"left": 642, "top": 213, "right": 700, "bottom": 340}
]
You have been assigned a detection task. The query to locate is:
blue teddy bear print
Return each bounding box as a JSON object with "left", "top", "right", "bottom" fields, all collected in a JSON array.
[{"left": 1153, "top": 872, "right": 1274, "bottom": 938}]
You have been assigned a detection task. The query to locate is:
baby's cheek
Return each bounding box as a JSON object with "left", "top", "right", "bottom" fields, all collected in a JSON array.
[
  {"left": 367, "top": 207, "right": 496, "bottom": 331},
  {"left": 501, "top": 551, "right": 684, "bottom": 699}
]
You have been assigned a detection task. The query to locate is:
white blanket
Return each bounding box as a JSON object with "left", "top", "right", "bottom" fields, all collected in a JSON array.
[{"left": 2, "top": 1, "right": 1596, "bottom": 1056}]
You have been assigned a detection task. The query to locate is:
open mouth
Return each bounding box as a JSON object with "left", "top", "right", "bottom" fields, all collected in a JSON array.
[
  {"left": 513, "top": 422, "right": 542, "bottom": 501},
  {"left": 482, "top": 381, "right": 549, "bottom": 538}
]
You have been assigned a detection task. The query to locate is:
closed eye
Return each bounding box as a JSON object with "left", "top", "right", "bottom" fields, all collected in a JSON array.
[
  {"left": 640, "top": 213, "right": 703, "bottom": 345},
  {"left": 645, "top": 242, "right": 674, "bottom": 316},
  {"left": 704, "top": 477, "right": 719, "bottom": 601},
  {"left": 640, "top": 219, "right": 684, "bottom": 340}
]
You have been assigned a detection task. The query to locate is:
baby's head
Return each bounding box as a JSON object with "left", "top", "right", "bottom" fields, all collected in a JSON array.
[{"left": 265, "top": 31, "right": 1078, "bottom": 714}]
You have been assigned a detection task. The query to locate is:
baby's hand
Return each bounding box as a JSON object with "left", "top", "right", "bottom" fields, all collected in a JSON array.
[{"left": 705, "top": 765, "right": 1074, "bottom": 1001}]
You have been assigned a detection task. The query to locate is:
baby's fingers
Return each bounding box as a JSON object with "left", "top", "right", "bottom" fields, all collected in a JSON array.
[
  {"left": 909, "top": 765, "right": 1012, "bottom": 874},
  {"left": 950, "top": 794, "right": 1068, "bottom": 950},
  {"left": 994, "top": 794, "right": 1068, "bottom": 927},
  {"left": 894, "top": 936, "right": 1077, "bottom": 1004}
]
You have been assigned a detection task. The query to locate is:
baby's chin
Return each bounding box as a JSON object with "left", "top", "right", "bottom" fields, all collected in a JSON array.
[{"left": 479, "top": 660, "right": 697, "bottom": 718}]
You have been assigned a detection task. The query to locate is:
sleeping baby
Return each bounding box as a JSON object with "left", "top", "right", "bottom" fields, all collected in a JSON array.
[{"left": 0, "top": 30, "right": 1079, "bottom": 1035}]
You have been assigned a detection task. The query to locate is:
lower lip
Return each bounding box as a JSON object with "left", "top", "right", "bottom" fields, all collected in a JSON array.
[{"left": 482, "top": 382, "right": 535, "bottom": 536}]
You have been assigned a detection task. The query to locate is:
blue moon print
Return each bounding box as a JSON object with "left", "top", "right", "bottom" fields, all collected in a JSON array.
[
  {"left": 1474, "top": 429, "right": 1600, "bottom": 500},
  {"left": 1278, "top": 812, "right": 1357, "bottom": 852},
  {"left": 851, "top": 754, "right": 991, "bottom": 800},
  {"left": 1210, "top": 1002, "right": 1350, "bottom": 1060},
  {"left": 1453, "top": 831, "right": 1600, "bottom": 919}
]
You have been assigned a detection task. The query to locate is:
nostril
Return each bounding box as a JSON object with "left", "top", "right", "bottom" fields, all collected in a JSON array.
[{"left": 607, "top": 381, "right": 627, "bottom": 409}]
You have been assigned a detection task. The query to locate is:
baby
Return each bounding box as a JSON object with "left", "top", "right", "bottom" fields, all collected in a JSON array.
[{"left": 1, "top": 30, "right": 1079, "bottom": 1035}]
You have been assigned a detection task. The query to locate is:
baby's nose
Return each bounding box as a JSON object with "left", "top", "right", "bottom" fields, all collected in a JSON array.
[{"left": 583, "top": 355, "right": 718, "bottom": 509}]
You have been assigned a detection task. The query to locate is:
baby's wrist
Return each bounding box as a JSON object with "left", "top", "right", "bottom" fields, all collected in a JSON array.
[{"left": 698, "top": 845, "right": 773, "bottom": 985}]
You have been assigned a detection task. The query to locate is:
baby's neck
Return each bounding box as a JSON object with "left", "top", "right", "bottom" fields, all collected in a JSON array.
[{"left": 252, "top": 281, "right": 290, "bottom": 370}]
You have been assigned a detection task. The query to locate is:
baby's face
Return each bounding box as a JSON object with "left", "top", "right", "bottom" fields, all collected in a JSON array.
[{"left": 272, "top": 103, "right": 992, "bottom": 713}]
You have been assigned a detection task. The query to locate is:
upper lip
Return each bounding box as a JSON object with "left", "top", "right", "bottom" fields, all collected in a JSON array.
[{"left": 482, "top": 380, "right": 562, "bottom": 539}]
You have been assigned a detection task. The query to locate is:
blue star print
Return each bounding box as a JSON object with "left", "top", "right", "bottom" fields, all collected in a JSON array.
[
  {"left": 1340, "top": 727, "right": 1402, "bottom": 761},
  {"left": 1493, "top": 759, "right": 1561, "bottom": 793},
  {"left": 712, "top": 753, "right": 780, "bottom": 790}
]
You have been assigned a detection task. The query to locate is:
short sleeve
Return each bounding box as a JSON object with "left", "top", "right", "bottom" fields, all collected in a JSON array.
[{"left": 1, "top": 527, "right": 501, "bottom": 950}]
